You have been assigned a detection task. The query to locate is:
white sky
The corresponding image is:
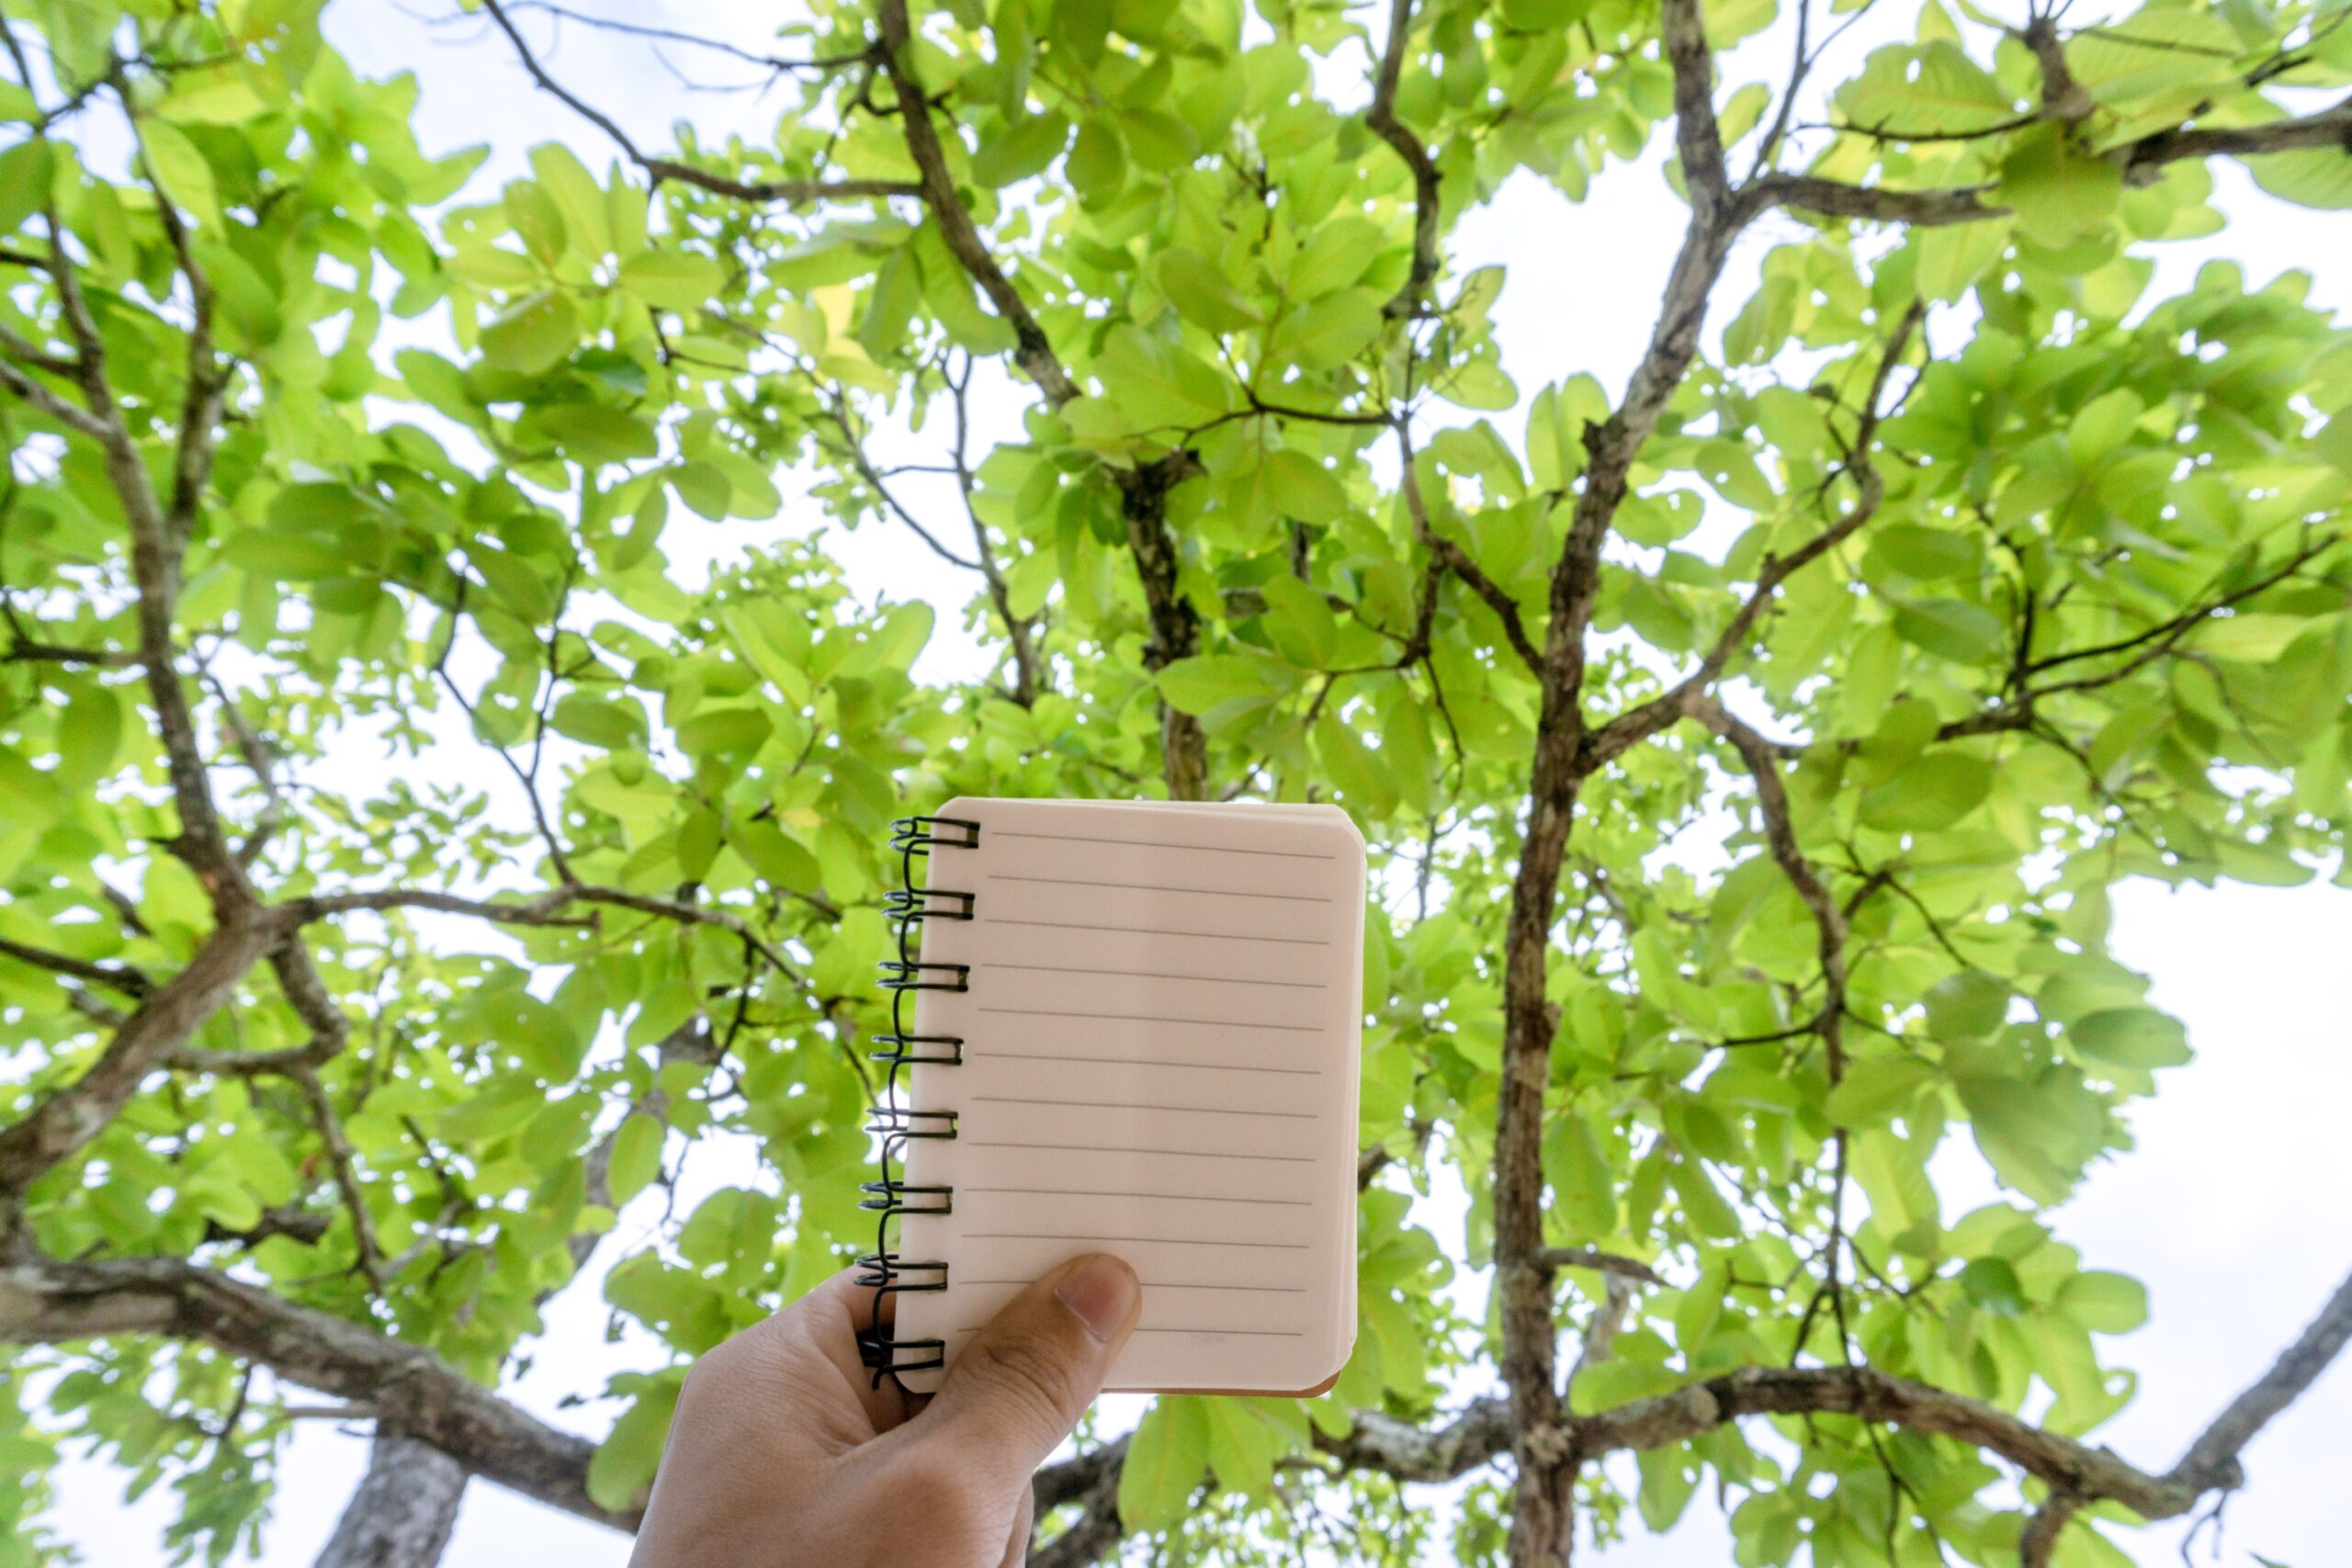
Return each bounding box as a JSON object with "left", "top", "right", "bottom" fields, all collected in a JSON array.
[{"left": 40, "top": 2, "right": 2351, "bottom": 1565}]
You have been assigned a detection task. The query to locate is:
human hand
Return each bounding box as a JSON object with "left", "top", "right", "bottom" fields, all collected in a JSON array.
[{"left": 628, "top": 1253, "right": 1142, "bottom": 1568}]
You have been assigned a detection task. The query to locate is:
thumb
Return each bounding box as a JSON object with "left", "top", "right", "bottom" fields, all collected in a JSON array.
[{"left": 922, "top": 1254, "right": 1140, "bottom": 1483}]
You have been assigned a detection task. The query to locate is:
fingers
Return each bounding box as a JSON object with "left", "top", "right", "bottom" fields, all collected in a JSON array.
[
  {"left": 997, "top": 1483, "right": 1036, "bottom": 1568},
  {"left": 685, "top": 1269, "right": 908, "bottom": 1461},
  {"left": 916, "top": 1254, "right": 1140, "bottom": 1488},
  {"left": 790, "top": 1266, "right": 921, "bottom": 1434}
]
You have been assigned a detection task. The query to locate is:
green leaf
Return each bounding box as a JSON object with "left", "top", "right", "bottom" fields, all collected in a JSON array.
[
  {"left": 670, "top": 459, "right": 733, "bottom": 520},
  {"left": 1956, "top": 1066, "right": 2105, "bottom": 1205},
  {"left": 184, "top": 1174, "right": 261, "bottom": 1233},
  {"left": 1549, "top": 1112, "right": 1619, "bottom": 1236},
  {"left": 1824, "top": 1055, "right": 1934, "bottom": 1128},
  {"left": 1068, "top": 117, "right": 1126, "bottom": 194},
  {"left": 2056, "top": 1269, "right": 2149, "bottom": 1334},
  {"left": 524, "top": 403, "right": 659, "bottom": 466},
  {"left": 587, "top": 1379, "right": 680, "bottom": 1513},
  {"left": 1258, "top": 574, "right": 1339, "bottom": 667},
  {"left": 606, "top": 1114, "right": 663, "bottom": 1206},
  {"left": 2248, "top": 150, "right": 2352, "bottom": 211},
  {"left": 481, "top": 289, "right": 581, "bottom": 375},
  {"left": 549, "top": 691, "right": 648, "bottom": 750},
  {"left": 54, "top": 685, "right": 121, "bottom": 787},
  {"left": 971, "top": 111, "right": 1071, "bottom": 186},
  {"left": 1115, "top": 107, "right": 1198, "bottom": 172},
  {"left": 2065, "top": 9, "right": 2243, "bottom": 105},
  {"left": 1094, "top": 323, "right": 1232, "bottom": 428},
  {"left": 1265, "top": 289, "right": 1383, "bottom": 372},
  {"left": 619, "top": 250, "right": 725, "bottom": 311},
  {"left": 1261, "top": 449, "right": 1345, "bottom": 523},
  {"left": 1860, "top": 750, "right": 1994, "bottom": 832},
  {"left": 1957, "top": 1256, "right": 2028, "bottom": 1317},
  {"left": 736, "top": 820, "right": 821, "bottom": 894},
  {"left": 1914, "top": 218, "right": 2011, "bottom": 303},
  {"left": 2194, "top": 613, "right": 2321, "bottom": 662},
  {"left": 137, "top": 118, "right": 222, "bottom": 230},
  {"left": 674, "top": 705, "right": 771, "bottom": 757},
  {"left": 1892, "top": 598, "right": 2007, "bottom": 663},
  {"left": 1671, "top": 1158, "right": 1742, "bottom": 1240},
  {"left": 2067, "top": 1007, "right": 2191, "bottom": 1071},
  {"left": 1925, "top": 970, "right": 2010, "bottom": 1041},
  {"left": 1158, "top": 246, "right": 1262, "bottom": 333},
  {"left": 1283, "top": 217, "right": 1388, "bottom": 299},
  {"left": 2068, "top": 388, "right": 2145, "bottom": 468},
  {"left": 531, "top": 141, "right": 613, "bottom": 261},
  {"left": 1315, "top": 712, "right": 1397, "bottom": 817},
  {"left": 1157, "top": 654, "right": 1273, "bottom": 715},
  {"left": 1118, "top": 1397, "right": 1209, "bottom": 1529},
  {"left": 1837, "top": 41, "right": 2016, "bottom": 136},
  {"left": 1636, "top": 1445, "right": 1700, "bottom": 1533},
  {"left": 1528, "top": 375, "right": 1607, "bottom": 488},
  {"left": 1203, "top": 1399, "right": 1278, "bottom": 1495},
  {"left": 616, "top": 487, "right": 669, "bottom": 571},
  {"left": 157, "top": 64, "right": 271, "bottom": 125},
  {"left": 2000, "top": 126, "right": 2123, "bottom": 248},
  {"left": 0, "top": 139, "right": 52, "bottom": 238}
]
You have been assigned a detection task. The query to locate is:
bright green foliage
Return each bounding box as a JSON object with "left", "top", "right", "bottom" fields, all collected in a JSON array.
[{"left": 0, "top": 0, "right": 2347, "bottom": 1564}]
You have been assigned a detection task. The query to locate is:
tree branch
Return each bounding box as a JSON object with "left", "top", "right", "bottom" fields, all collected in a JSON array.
[
  {"left": 872, "top": 0, "right": 1077, "bottom": 406},
  {"left": 1396, "top": 422, "right": 1542, "bottom": 677},
  {"left": 0, "top": 911, "right": 288, "bottom": 1208},
  {"left": 0, "top": 936, "right": 153, "bottom": 999},
  {"left": 1027, "top": 1444, "right": 1125, "bottom": 1568},
  {"left": 1363, "top": 0, "right": 1440, "bottom": 319},
  {"left": 0, "top": 1254, "right": 637, "bottom": 1529},
  {"left": 314, "top": 1433, "right": 466, "bottom": 1568},
  {"left": 300, "top": 882, "right": 794, "bottom": 977},
  {"left": 1758, "top": 95, "right": 2352, "bottom": 229},
  {"left": 2168, "top": 1264, "right": 2352, "bottom": 1491},
  {"left": 477, "top": 0, "right": 914, "bottom": 207},
  {"left": 1494, "top": 3, "right": 1744, "bottom": 1556},
  {"left": 1684, "top": 694, "right": 1848, "bottom": 1078},
  {"left": 1529, "top": 1247, "right": 1666, "bottom": 1287},
  {"left": 1582, "top": 300, "right": 1922, "bottom": 773}
]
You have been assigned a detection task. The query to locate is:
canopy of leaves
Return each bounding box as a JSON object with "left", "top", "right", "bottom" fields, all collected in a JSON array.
[{"left": 0, "top": 0, "right": 2347, "bottom": 1565}]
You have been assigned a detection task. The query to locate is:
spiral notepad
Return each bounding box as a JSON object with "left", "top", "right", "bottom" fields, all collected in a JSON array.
[{"left": 856, "top": 797, "right": 1366, "bottom": 1396}]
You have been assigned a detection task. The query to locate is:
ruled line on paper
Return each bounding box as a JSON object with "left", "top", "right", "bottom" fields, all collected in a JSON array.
[
  {"left": 982, "top": 917, "right": 1333, "bottom": 947},
  {"left": 969, "top": 1095, "right": 1319, "bottom": 1121},
  {"left": 991, "top": 829, "right": 1339, "bottom": 861},
  {"left": 961, "top": 1233, "right": 1311, "bottom": 1250},
  {"left": 951, "top": 1325, "right": 1306, "bottom": 1337},
  {"left": 957, "top": 1279, "right": 1309, "bottom": 1294},
  {"left": 960, "top": 1140, "right": 1314, "bottom": 1163},
  {"left": 969, "top": 1050, "right": 1324, "bottom": 1077},
  {"left": 959, "top": 1186, "right": 1312, "bottom": 1207},
  {"left": 986, "top": 873, "right": 1334, "bottom": 904},
  {"left": 983, "top": 962, "right": 1327, "bottom": 991},
  {"left": 976, "top": 1006, "right": 1323, "bottom": 1033}
]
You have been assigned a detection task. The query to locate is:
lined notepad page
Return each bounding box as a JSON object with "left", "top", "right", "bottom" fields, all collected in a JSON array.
[{"left": 895, "top": 797, "right": 1366, "bottom": 1394}]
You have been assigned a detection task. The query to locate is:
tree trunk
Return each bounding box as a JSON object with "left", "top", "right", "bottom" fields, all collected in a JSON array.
[
  {"left": 1496, "top": 687, "right": 1589, "bottom": 1567},
  {"left": 315, "top": 1432, "right": 468, "bottom": 1568}
]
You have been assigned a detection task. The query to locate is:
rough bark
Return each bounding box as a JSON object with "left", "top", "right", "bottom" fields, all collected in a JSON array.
[
  {"left": 0, "top": 910, "right": 286, "bottom": 1207},
  {"left": 314, "top": 1434, "right": 468, "bottom": 1568},
  {"left": 0, "top": 1256, "right": 636, "bottom": 1530}
]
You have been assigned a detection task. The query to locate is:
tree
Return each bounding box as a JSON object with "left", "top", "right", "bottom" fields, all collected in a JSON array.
[{"left": 0, "top": 0, "right": 2347, "bottom": 1562}]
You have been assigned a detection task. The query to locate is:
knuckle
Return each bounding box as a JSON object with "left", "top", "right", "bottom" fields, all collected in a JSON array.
[
  {"left": 679, "top": 1342, "right": 734, "bottom": 1404},
  {"left": 964, "top": 1331, "right": 1080, "bottom": 1432},
  {"left": 899, "top": 1452, "right": 996, "bottom": 1540}
]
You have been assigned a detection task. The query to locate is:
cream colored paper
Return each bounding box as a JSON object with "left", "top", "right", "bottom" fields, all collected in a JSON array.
[{"left": 891, "top": 797, "right": 1365, "bottom": 1394}]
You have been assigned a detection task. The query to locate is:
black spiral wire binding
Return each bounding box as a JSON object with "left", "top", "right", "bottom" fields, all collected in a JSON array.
[{"left": 856, "top": 814, "right": 979, "bottom": 1388}]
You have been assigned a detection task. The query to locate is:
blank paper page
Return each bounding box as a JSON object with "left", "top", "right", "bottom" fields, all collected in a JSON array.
[{"left": 892, "top": 796, "right": 1365, "bottom": 1394}]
